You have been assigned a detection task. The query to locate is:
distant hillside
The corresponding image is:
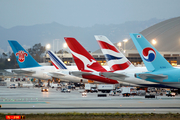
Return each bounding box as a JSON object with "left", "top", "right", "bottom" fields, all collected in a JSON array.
[{"left": 0, "top": 18, "right": 163, "bottom": 53}]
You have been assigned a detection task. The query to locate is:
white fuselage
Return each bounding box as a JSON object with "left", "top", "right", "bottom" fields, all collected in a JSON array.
[
  {"left": 7, "top": 66, "right": 57, "bottom": 80},
  {"left": 112, "top": 67, "right": 167, "bottom": 87}
]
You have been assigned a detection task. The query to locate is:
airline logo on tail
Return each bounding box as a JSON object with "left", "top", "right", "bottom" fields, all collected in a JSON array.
[
  {"left": 70, "top": 49, "right": 98, "bottom": 72},
  {"left": 142, "top": 47, "right": 156, "bottom": 62},
  {"left": 137, "top": 35, "right": 141, "bottom": 38},
  {"left": 95, "top": 35, "right": 132, "bottom": 71},
  {"left": 47, "top": 51, "right": 67, "bottom": 70},
  {"left": 65, "top": 37, "right": 107, "bottom": 72},
  {"left": 15, "top": 50, "right": 28, "bottom": 62}
]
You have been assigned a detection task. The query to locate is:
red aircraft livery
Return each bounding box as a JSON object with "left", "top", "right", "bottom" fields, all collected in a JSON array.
[{"left": 16, "top": 50, "right": 28, "bottom": 62}]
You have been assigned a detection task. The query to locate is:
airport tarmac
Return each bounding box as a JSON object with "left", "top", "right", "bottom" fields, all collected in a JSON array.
[{"left": 0, "top": 86, "right": 180, "bottom": 114}]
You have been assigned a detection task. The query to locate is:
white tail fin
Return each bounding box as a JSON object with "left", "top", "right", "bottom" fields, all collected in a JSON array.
[
  {"left": 95, "top": 35, "right": 134, "bottom": 71},
  {"left": 47, "top": 50, "right": 67, "bottom": 70}
]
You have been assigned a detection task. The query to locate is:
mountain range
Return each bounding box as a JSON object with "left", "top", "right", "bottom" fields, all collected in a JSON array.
[{"left": 0, "top": 18, "right": 164, "bottom": 54}]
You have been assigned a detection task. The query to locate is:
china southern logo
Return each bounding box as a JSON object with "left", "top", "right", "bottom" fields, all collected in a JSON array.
[
  {"left": 16, "top": 51, "right": 28, "bottom": 62},
  {"left": 142, "top": 47, "right": 156, "bottom": 62}
]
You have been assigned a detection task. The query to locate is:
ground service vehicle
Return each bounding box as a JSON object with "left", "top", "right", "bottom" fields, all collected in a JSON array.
[
  {"left": 85, "top": 84, "right": 97, "bottom": 93},
  {"left": 61, "top": 88, "right": 71, "bottom": 93},
  {"left": 10, "top": 84, "right": 16, "bottom": 89},
  {"left": 166, "top": 90, "right": 175, "bottom": 97},
  {"left": 97, "top": 84, "right": 116, "bottom": 93},
  {"left": 41, "top": 87, "right": 49, "bottom": 92},
  {"left": 109, "top": 90, "right": 120, "bottom": 96},
  {"left": 121, "top": 87, "right": 131, "bottom": 97}
]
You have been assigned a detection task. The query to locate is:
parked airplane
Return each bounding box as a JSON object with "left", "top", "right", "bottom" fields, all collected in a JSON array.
[
  {"left": 6, "top": 40, "right": 76, "bottom": 83},
  {"left": 64, "top": 37, "right": 137, "bottom": 85},
  {"left": 47, "top": 50, "right": 99, "bottom": 83},
  {"left": 130, "top": 33, "right": 180, "bottom": 88},
  {"left": 6, "top": 40, "right": 57, "bottom": 80},
  {"left": 94, "top": 35, "right": 171, "bottom": 87}
]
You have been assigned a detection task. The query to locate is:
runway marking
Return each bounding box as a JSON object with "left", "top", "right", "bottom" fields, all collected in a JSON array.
[
  {"left": 0, "top": 102, "right": 47, "bottom": 104},
  {"left": 0, "top": 107, "right": 180, "bottom": 109}
]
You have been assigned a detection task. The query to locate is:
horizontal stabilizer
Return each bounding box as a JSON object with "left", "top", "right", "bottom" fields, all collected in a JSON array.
[
  {"left": 100, "top": 72, "right": 128, "bottom": 78},
  {"left": 138, "top": 73, "right": 168, "bottom": 82},
  {"left": 12, "top": 69, "right": 36, "bottom": 75},
  {"left": 70, "top": 71, "right": 94, "bottom": 77},
  {"left": 46, "top": 72, "right": 65, "bottom": 77}
]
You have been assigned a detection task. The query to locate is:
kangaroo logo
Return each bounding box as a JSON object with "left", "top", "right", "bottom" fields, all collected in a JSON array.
[
  {"left": 70, "top": 49, "right": 98, "bottom": 72},
  {"left": 142, "top": 47, "right": 156, "bottom": 62},
  {"left": 87, "top": 59, "right": 96, "bottom": 67},
  {"left": 16, "top": 50, "right": 28, "bottom": 62}
]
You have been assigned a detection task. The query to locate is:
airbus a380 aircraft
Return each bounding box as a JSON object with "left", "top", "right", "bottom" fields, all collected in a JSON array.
[
  {"left": 130, "top": 33, "right": 180, "bottom": 89},
  {"left": 94, "top": 35, "right": 171, "bottom": 87},
  {"left": 6, "top": 40, "right": 76, "bottom": 81},
  {"left": 64, "top": 37, "right": 137, "bottom": 85}
]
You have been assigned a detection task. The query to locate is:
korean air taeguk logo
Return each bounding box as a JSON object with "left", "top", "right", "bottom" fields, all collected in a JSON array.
[{"left": 142, "top": 47, "right": 156, "bottom": 62}]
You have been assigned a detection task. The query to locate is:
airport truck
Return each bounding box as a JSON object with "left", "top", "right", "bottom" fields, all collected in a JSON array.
[
  {"left": 121, "top": 87, "right": 131, "bottom": 97},
  {"left": 85, "top": 84, "right": 97, "bottom": 93},
  {"left": 166, "top": 90, "right": 176, "bottom": 97},
  {"left": 97, "top": 84, "right": 117, "bottom": 93}
]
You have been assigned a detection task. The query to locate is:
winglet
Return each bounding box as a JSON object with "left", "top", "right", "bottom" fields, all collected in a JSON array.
[
  {"left": 95, "top": 35, "right": 134, "bottom": 71},
  {"left": 47, "top": 50, "right": 67, "bottom": 69},
  {"left": 64, "top": 37, "right": 107, "bottom": 72},
  {"left": 8, "top": 40, "right": 41, "bottom": 68},
  {"left": 130, "top": 33, "right": 173, "bottom": 71}
]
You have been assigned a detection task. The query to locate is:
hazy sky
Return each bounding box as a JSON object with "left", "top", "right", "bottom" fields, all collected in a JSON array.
[{"left": 0, "top": 0, "right": 180, "bottom": 28}]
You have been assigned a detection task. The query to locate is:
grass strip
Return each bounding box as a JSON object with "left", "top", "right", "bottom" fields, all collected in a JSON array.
[{"left": 0, "top": 112, "right": 180, "bottom": 120}]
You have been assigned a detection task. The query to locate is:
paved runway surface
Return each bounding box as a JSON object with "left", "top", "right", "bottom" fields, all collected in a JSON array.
[{"left": 0, "top": 86, "right": 180, "bottom": 114}]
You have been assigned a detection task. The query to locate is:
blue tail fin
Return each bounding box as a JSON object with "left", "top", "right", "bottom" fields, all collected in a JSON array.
[
  {"left": 8, "top": 40, "right": 41, "bottom": 68},
  {"left": 47, "top": 50, "right": 67, "bottom": 69},
  {"left": 130, "top": 33, "right": 173, "bottom": 71}
]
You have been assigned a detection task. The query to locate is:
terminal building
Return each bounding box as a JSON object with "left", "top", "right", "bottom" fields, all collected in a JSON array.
[{"left": 46, "top": 17, "right": 180, "bottom": 67}]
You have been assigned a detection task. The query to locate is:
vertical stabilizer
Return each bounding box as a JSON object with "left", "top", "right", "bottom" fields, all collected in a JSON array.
[
  {"left": 130, "top": 33, "right": 173, "bottom": 71},
  {"left": 8, "top": 40, "right": 41, "bottom": 68},
  {"left": 95, "top": 35, "right": 134, "bottom": 71},
  {"left": 47, "top": 50, "right": 67, "bottom": 69},
  {"left": 64, "top": 37, "right": 107, "bottom": 72}
]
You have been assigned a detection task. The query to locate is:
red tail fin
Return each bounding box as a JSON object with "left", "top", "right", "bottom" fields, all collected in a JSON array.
[{"left": 64, "top": 37, "right": 107, "bottom": 72}]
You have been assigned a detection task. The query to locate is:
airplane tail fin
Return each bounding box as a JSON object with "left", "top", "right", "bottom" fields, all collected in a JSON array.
[
  {"left": 47, "top": 50, "right": 67, "bottom": 70},
  {"left": 64, "top": 37, "right": 107, "bottom": 72},
  {"left": 8, "top": 40, "right": 41, "bottom": 68},
  {"left": 130, "top": 33, "right": 173, "bottom": 71},
  {"left": 95, "top": 35, "right": 134, "bottom": 71}
]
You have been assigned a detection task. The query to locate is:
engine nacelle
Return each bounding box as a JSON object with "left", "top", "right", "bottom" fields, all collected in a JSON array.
[{"left": 134, "top": 73, "right": 137, "bottom": 78}]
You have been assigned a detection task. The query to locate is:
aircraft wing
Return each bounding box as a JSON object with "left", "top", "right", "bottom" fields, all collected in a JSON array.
[
  {"left": 138, "top": 73, "right": 168, "bottom": 82},
  {"left": 100, "top": 72, "right": 128, "bottom": 80}
]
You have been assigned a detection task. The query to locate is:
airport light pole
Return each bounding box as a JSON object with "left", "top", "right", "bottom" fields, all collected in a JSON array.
[
  {"left": 45, "top": 44, "right": 51, "bottom": 63},
  {"left": 62, "top": 42, "right": 67, "bottom": 59},
  {"left": 117, "top": 42, "right": 122, "bottom": 51},
  {"left": 123, "top": 39, "right": 128, "bottom": 53}
]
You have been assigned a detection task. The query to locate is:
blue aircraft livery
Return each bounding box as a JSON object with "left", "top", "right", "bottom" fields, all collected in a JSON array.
[
  {"left": 130, "top": 33, "right": 180, "bottom": 88},
  {"left": 142, "top": 47, "right": 156, "bottom": 62},
  {"left": 130, "top": 34, "right": 173, "bottom": 72},
  {"left": 8, "top": 40, "right": 41, "bottom": 68}
]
